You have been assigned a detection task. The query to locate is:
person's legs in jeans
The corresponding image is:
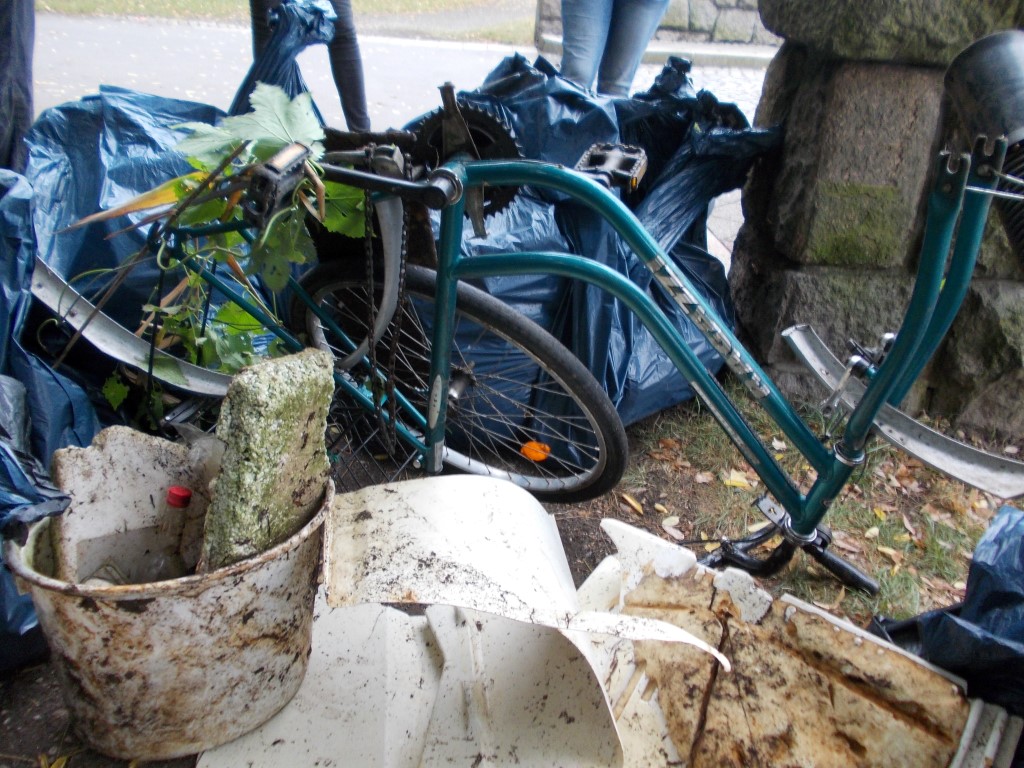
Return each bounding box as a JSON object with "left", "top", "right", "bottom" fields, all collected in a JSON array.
[
  {"left": 325, "top": 0, "right": 370, "bottom": 131},
  {"left": 559, "top": 0, "right": 614, "bottom": 91},
  {"left": 597, "top": 0, "right": 669, "bottom": 96}
]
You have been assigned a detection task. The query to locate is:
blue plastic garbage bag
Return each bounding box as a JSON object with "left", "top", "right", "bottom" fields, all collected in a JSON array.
[
  {"left": 1, "top": 171, "right": 79, "bottom": 673},
  {"left": 422, "top": 55, "right": 781, "bottom": 425},
  {"left": 916, "top": 505, "right": 1024, "bottom": 715},
  {"left": 229, "top": 0, "right": 336, "bottom": 119},
  {"left": 871, "top": 505, "right": 1024, "bottom": 716},
  {"left": 24, "top": 87, "right": 225, "bottom": 331}
]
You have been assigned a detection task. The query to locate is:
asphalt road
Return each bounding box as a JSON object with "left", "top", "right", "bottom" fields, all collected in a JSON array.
[
  {"left": 32, "top": 13, "right": 767, "bottom": 258},
  {"left": 33, "top": 13, "right": 766, "bottom": 131}
]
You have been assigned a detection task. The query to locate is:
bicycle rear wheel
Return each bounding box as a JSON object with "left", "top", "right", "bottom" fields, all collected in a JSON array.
[{"left": 291, "top": 262, "right": 628, "bottom": 502}]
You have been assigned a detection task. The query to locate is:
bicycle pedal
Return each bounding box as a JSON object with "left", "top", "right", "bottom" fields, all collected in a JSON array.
[
  {"left": 575, "top": 143, "right": 648, "bottom": 191},
  {"left": 244, "top": 142, "right": 313, "bottom": 228}
]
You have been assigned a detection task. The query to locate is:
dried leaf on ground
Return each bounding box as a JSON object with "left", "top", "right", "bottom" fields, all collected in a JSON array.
[
  {"left": 620, "top": 493, "right": 644, "bottom": 515},
  {"left": 831, "top": 530, "right": 862, "bottom": 554},
  {"left": 877, "top": 545, "right": 904, "bottom": 564},
  {"left": 723, "top": 469, "right": 751, "bottom": 489},
  {"left": 662, "top": 522, "right": 686, "bottom": 541}
]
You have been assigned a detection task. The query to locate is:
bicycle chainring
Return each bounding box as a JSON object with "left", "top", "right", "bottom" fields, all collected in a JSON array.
[{"left": 406, "top": 100, "right": 523, "bottom": 218}]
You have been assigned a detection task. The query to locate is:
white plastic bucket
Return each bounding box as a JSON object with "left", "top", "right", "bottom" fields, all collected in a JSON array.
[{"left": 3, "top": 481, "right": 332, "bottom": 761}]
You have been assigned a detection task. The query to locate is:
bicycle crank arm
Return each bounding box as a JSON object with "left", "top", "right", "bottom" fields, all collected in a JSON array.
[
  {"left": 784, "top": 323, "right": 1024, "bottom": 499},
  {"left": 701, "top": 518, "right": 879, "bottom": 594}
]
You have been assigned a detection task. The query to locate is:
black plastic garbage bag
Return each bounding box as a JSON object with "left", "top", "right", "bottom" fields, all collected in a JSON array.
[{"left": 424, "top": 55, "right": 781, "bottom": 425}]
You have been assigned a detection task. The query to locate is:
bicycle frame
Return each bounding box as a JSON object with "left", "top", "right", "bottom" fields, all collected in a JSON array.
[
  {"left": 155, "top": 223, "right": 432, "bottom": 453},
  {"left": 424, "top": 138, "right": 1003, "bottom": 542}
]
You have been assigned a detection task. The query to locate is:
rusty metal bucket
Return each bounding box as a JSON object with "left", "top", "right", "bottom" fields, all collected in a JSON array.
[{"left": 3, "top": 481, "right": 333, "bottom": 761}]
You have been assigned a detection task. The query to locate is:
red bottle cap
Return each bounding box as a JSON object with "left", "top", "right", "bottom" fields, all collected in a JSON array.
[{"left": 166, "top": 486, "right": 193, "bottom": 508}]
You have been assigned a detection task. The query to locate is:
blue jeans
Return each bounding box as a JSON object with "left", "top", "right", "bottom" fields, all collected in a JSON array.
[{"left": 559, "top": 0, "right": 670, "bottom": 96}]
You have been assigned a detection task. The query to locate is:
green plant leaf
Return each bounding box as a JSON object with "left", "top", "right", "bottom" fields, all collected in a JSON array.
[
  {"left": 218, "top": 84, "right": 325, "bottom": 160},
  {"left": 102, "top": 374, "right": 130, "bottom": 410},
  {"left": 203, "top": 324, "right": 258, "bottom": 372},
  {"left": 213, "top": 301, "right": 264, "bottom": 334},
  {"left": 175, "top": 122, "right": 247, "bottom": 170},
  {"left": 322, "top": 180, "right": 366, "bottom": 237},
  {"left": 249, "top": 209, "right": 317, "bottom": 291},
  {"left": 177, "top": 197, "right": 234, "bottom": 227}
]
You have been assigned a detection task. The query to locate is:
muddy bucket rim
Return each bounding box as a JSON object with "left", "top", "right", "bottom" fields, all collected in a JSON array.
[{"left": 3, "top": 479, "right": 333, "bottom": 601}]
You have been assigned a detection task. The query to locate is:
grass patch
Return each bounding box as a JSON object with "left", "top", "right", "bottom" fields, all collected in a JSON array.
[
  {"left": 441, "top": 19, "right": 536, "bottom": 46},
  {"left": 38, "top": 0, "right": 492, "bottom": 22},
  {"left": 607, "top": 372, "right": 995, "bottom": 625},
  {"left": 37, "top": 0, "right": 247, "bottom": 21}
]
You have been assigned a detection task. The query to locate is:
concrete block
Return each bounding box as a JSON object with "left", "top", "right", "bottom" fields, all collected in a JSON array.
[{"left": 200, "top": 348, "right": 334, "bottom": 570}]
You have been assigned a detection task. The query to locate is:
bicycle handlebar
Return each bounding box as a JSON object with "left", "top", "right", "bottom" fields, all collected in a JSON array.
[
  {"left": 243, "top": 142, "right": 465, "bottom": 231},
  {"left": 318, "top": 162, "right": 463, "bottom": 210}
]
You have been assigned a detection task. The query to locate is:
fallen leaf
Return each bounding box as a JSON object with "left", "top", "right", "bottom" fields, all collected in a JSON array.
[
  {"left": 654, "top": 503, "right": 670, "bottom": 516},
  {"left": 747, "top": 520, "right": 772, "bottom": 533},
  {"left": 901, "top": 514, "right": 917, "bottom": 537},
  {"left": 923, "top": 503, "right": 952, "bottom": 525},
  {"left": 893, "top": 533, "right": 912, "bottom": 543},
  {"left": 1004, "top": 445, "right": 1020, "bottom": 455},
  {"left": 953, "top": 581, "right": 967, "bottom": 591},
  {"left": 864, "top": 526, "right": 880, "bottom": 539},
  {"left": 694, "top": 471, "right": 714, "bottom": 484},
  {"left": 662, "top": 523, "right": 687, "bottom": 541},
  {"left": 662, "top": 515, "right": 680, "bottom": 527},
  {"left": 873, "top": 507, "right": 887, "bottom": 521},
  {"left": 877, "top": 545, "right": 903, "bottom": 564},
  {"left": 831, "top": 531, "right": 862, "bottom": 554},
  {"left": 771, "top": 437, "right": 788, "bottom": 452},
  {"left": 620, "top": 493, "right": 644, "bottom": 516},
  {"left": 704, "top": 542, "right": 720, "bottom": 552},
  {"left": 723, "top": 469, "right": 751, "bottom": 489}
]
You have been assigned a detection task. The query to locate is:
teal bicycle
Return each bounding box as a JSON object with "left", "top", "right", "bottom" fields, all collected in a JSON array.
[{"left": 38, "top": 38, "right": 1024, "bottom": 594}]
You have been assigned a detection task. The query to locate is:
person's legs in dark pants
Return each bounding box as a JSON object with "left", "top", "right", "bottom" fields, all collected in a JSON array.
[
  {"left": 249, "top": 0, "right": 370, "bottom": 131},
  {"left": 325, "top": 0, "right": 370, "bottom": 131}
]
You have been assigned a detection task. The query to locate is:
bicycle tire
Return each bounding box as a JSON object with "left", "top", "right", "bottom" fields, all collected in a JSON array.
[{"left": 291, "top": 261, "right": 628, "bottom": 502}]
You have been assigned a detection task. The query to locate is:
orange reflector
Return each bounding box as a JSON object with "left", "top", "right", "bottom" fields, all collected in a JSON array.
[{"left": 520, "top": 441, "right": 552, "bottom": 462}]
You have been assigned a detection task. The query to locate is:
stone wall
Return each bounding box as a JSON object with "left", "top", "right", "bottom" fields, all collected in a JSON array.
[
  {"left": 535, "top": 0, "right": 779, "bottom": 49},
  {"left": 729, "top": 0, "right": 1024, "bottom": 439}
]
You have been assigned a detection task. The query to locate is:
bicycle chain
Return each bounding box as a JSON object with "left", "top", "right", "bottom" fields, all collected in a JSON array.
[{"left": 382, "top": 155, "right": 411, "bottom": 454}]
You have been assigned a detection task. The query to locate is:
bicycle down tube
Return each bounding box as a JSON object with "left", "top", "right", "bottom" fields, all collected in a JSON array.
[{"left": 424, "top": 147, "right": 984, "bottom": 541}]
